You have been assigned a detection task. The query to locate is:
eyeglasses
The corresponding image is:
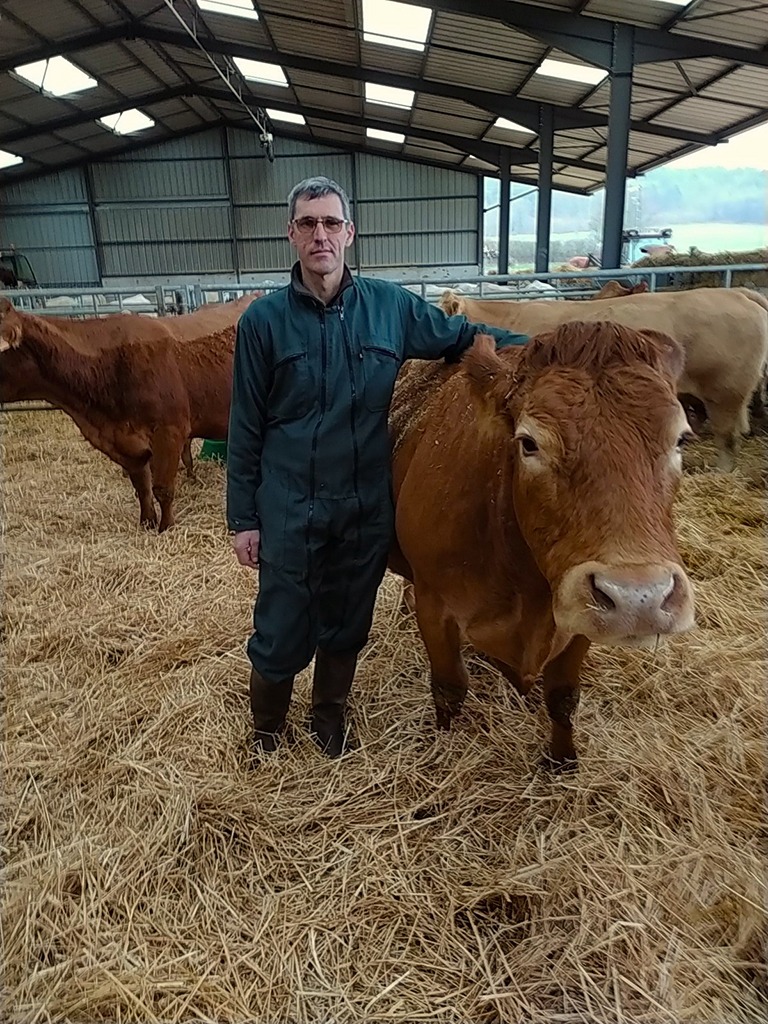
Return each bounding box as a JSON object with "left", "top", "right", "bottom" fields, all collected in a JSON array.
[{"left": 292, "top": 216, "right": 348, "bottom": 235}]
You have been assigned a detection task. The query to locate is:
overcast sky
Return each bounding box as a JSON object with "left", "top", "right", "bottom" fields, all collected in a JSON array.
[{"left": 665, "top": 121, "right": 768, "bottom": 171}]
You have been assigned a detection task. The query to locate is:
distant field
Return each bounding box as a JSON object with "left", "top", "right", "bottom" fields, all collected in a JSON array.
[{"left": 664, "top": 222, "right": 767, "bottom": 252}]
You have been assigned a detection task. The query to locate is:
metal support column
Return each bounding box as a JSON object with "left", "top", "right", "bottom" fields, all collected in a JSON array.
[
  {"left": 221, "top": 126, "right": 240, "bottom": 282},
  {"left": 601, "top": 22, "right": 634, "bottom": 270},
  {"left": 498, "top": 151, "right": 511, "bottom": 277},
  {"left": 83, "top": 163, "right": 105, "bottom": 285},
  {"left": 535, "top": 105, "right": 554, "bottom": 274}
]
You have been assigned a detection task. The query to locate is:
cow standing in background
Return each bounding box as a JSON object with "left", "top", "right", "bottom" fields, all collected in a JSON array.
[
  {"left": 389, "top": 324, "right": 695, "bottom": 768},
  {"left": 441, "top": 286, "right": 768, "bottom": 471},
  {"left": 0, "top": 299, "right": 235, "bottom": 531}
]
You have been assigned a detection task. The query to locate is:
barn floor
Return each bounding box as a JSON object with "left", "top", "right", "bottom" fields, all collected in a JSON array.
[{"left": 2, "top": 410, "right": 767, "bottom": 1024}]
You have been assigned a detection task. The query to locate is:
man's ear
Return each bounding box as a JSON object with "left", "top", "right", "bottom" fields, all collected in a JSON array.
[
  {"left": 344, "top": 221, "right": 355, "bottom": 249},
  {"left": 462, "top": 334, "right": 515, "bottom": 426}
]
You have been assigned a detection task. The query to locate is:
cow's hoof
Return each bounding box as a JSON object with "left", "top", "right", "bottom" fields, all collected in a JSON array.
[{"left": 140, "top": 517, "right": 158, "bottom": 530}]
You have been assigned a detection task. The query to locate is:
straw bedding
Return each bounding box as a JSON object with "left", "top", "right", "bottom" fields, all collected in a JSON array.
[{"left": 2, "top": 410, "right": 766, "bottom": 1024}]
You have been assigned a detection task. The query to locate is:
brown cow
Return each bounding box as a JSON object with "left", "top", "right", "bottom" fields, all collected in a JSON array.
[
  {"left": 0, "top": 293, "right": 258, "bottom": 476},
  {"left": 440, "top": 287, "right": 768, "bottom": 471},
  {"left": 0, "top": 298, "right": 234, "bottom": 531},
  {"left": 592, "top": 280, "right": 649, "bottom": 300},
  {"left": 388, "top": 323, "right": 695, "bottom": 768}
]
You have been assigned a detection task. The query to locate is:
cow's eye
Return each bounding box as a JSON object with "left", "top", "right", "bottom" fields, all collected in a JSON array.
[{"left": 518, "top": 435, "right": 539, "bottom": 456}]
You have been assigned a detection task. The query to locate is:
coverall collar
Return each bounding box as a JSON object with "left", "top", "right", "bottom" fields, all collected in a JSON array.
[{"left": 290, "top": 262, "right": 354, "bottom": 308}]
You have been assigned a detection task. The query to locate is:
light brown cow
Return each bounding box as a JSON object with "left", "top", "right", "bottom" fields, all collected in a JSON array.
[
  {"left": 0, "top": 299, "right": 234, "bottom": 531},
  {"left": 388, "top": 323, "right": 695, "bottom": 768},
  {"left": 441, "top": 287, "right": 768, "bottom": 471},
  {"left": 592, "top": 280, "right": 649, "bottom": 300}
]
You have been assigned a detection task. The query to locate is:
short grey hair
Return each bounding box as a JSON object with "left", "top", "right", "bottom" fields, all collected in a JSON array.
[{"left": 287, "top": 176, "right": 352, "bottom": 222}]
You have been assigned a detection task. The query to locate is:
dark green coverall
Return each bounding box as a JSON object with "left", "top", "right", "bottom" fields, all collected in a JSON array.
[{"left": 226, "top": 265, "right": 527, "bottom": 704}]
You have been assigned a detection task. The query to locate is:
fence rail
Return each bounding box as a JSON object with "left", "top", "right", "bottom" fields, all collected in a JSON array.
[
  {"left": 2, "top": 261, "right": 766, "bottom": 415},
  {"left": 1, "top": 262, "right": 766, "bottom": 315}
]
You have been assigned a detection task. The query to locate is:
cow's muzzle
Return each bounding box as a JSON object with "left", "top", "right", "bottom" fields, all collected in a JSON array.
[{"left": 554, "top": 561, "right": 695, "bottom": 646}]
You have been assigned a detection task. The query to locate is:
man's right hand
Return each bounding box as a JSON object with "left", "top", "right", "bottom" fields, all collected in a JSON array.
[{"left": 232, "top": 529, "right": 260, "bottom": 569}]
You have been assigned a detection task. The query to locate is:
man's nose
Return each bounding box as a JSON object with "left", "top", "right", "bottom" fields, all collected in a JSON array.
[{"left": 312, "top": 220, "right": 329, "bottom": 239}]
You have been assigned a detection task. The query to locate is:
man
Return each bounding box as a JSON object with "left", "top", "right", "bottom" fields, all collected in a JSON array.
[{"left": 227, "top": 176, "right": 527, "bottom": 759}]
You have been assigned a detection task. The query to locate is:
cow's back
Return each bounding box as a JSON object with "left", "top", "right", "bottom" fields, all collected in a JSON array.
[
  {"left": 166, "top": 294, "right": 258, "bottom": 340},
  {"left": 459, "top": 289, "right": 768, "bottom": 401}
]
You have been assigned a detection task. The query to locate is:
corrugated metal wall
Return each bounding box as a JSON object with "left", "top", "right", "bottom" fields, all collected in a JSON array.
[
  {"left": 0, "top": 169, "right": 99, "bottom": 286},
  {"left": 0, "top": 129, "right": 480, "bottom": 287}
]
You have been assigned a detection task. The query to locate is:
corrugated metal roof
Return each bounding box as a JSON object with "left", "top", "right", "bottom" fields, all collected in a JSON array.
[
  {"left": 424, "top": 49, "right": 529, "bottom": 94},
  {"left": 0, "top": 0, "right": 766, "bottom": 193},
  {"left": 431, "top": 11, "right": 545, "bottom": 63}
]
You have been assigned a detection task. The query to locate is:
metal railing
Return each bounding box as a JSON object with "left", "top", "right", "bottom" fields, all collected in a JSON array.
[
  {"left": 1, "top": 262, "right": 765, "bottom": 316},
  {"left": 2, "top": 260, "right": 765, "bottom": 416}
]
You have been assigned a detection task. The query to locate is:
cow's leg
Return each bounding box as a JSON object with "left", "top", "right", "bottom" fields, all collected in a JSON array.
[
  {"left": 181, "top": 440, "right": 196, "bottom": 479},
  {"left": 150, "top": 427, "right": 186, "bottom": 532},
  {"left": 414, "top": 584, "right": 468, "bottom": 729},
  {"left": 706, "top": 396, "right": 749, "bottom": 471},
  {"left": 483, "top": 656, "right": 535, "bottom": 698},
  {"left": 541, "top": 635, "right": 590, "bottom": 771},
  {"left": 127, "top": 463, "right": 157, "bottom": 528}
]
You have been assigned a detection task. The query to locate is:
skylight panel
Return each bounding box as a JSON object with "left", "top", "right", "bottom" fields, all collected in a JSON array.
[
  {"left": 233, "top": 57, "right": 288, "bottom": 86},
  {"left": 535, "top": 58, "right": 607, "bottom": 86},
  {"left": 364, "top": 82, "right": 415, "bottom": 110},
  {"left": 267, "top": 108, "right": 306, "bottom": 125},
  {"left": 362, "top": 0, "right": 432, "bottom": 52},
  {"left": 99, "top": 109, "right": 155, "bottom": 135},
  {"left": 14, "top": 56, "right": 97, "bottom": 97},
  {"left": 0, "top": 149, "right": 23, "bottom": 170},
  {"left": 197, "top": 0, "right": 259, "bottom": 19},
  {"left": 367, "top": 128, "right": 405, "bottom": 143},
  {"left": 492, "top": 117, "right": 536, "bottom": 135}
]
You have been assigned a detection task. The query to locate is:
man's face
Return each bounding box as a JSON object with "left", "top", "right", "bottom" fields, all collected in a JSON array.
[{"left": 288, "top": 194, "right": 355, "bottom": 278}]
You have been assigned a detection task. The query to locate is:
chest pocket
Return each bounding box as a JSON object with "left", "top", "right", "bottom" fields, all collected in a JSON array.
[
  {"left": 269, "top": 351, "right": 312, "bottom": 420},
  {"left": 361, "top": 343, "right": 401, "bottom": 413}
]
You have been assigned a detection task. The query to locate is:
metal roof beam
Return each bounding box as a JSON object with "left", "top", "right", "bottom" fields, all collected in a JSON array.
[
  {"left": 0, "top": 24, "right": 720, "bottom": 145},
  {"left": 135, "top": 25, "right": 719, "bottom": 144},
  {"left": 397, "top": 0, "right": 768, "bottom": 68},
  {"left": 197, "top": 86, "right": 610, "bottom": 174},
  {"left": 221, "top": 122, "right": 593, "bottom": 196},
  {"left": 0, "top": 86, "right": 193, "bottom": 147},
  {"left": 0, "top": 24, "right": 136, "bottom": 75},
  {"left": 0, "top": 120, "right": 222, "bottom": 186}
]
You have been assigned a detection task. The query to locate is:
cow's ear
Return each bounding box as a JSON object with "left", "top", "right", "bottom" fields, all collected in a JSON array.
[
  {"left": 0, "top": 298, "right": 21, "bottom": 353},
  {"left": 641, "top": 328, "right": 685, "bottom": 385},
  {"left": 462, "top": 334, "right": 514, "bottom": 423},
  {"left": 441, "top": 290, "right": 463, "bottom": 316}
]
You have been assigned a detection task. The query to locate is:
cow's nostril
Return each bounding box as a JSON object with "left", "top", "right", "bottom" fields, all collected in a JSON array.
[
  {"left": 589, "top": 573, "right": 616, "bottom": 611},
  {"left": 661, "top": 573, "right": 679, "bottom": 612}
]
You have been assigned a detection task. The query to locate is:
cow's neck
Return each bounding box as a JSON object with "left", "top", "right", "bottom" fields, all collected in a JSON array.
[{"left": 21, "top": 317, "right": 116, "bottom": 417}]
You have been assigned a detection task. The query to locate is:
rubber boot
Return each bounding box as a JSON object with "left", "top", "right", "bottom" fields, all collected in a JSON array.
[
  {"left": 249, "top": 667, "right": 294, "bottom": 755},
  {"left": 310, "top": 649, "right": 358, "bottom": 758}
]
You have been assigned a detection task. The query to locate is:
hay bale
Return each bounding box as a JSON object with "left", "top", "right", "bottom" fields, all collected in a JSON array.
[
  {"left": 632, "top": 247, "right": 768, "bottom": 290},
  {"left": 2, "top": 410, "right": 767, "bottom": 1022}
]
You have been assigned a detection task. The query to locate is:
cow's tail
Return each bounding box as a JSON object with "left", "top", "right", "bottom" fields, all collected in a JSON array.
[{"left": 737, "top": 289, "right": 768, "bottom": 430}]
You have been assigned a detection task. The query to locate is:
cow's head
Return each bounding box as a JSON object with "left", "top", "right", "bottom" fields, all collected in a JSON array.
[
  {"left": 0, "top": 298, "right": 35, "bottom": 403},
  {"left": 463, "top": 324, "right": 695, "bottom": 647},
  {"left": 0, "top": 297, "right": 23, "bottom": 352}
]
